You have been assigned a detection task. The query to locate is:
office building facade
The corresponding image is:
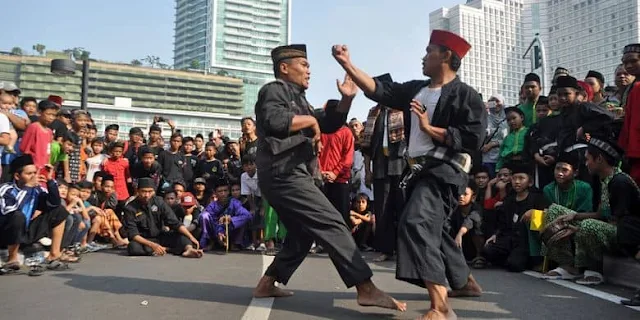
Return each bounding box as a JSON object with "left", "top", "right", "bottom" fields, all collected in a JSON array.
[{"left": 174, "top": 0, "right": 292, "bottom": 115}]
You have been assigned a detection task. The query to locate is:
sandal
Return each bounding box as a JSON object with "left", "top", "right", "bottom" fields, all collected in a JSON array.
[
  {"left": 0, "top": 261, "right": 22, "bottom": 275},
  {"left": 576, "top": 270, "right": 604, "bottom": 286},
  {"left": 621, "top": 290, "right": 640, "bottom": 306},
  {"left": 470, "top": 257, "right": 487, "bottom": 269},
  {"left": 264, "top": 248, "right": 278, "bottom": 256},
  {"left": 59, "top": 253, "right": 81, "bottom": 263},
  {"left": 542, "top": 267, "right": 581, "bottom": 280},
  {"left": 44, "top": 259, "right": 71, "bottom": 271},
  {"left": 28, "top": 265, "right": 46, "bottom": 277}
]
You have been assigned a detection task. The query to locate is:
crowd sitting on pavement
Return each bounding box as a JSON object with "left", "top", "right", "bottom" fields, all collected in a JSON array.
[{"left": 0, "top": 44, "right": 640, "bottom": 305}]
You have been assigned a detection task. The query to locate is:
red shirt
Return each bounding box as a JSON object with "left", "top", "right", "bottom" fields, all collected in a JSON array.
[
  {"left": 20, "top": 122, "right": 53, "bottom": 168},
  {"left": 102, "top": 157, "right": 131, "bottom": 201},
  {"left": 619, "top": 81, "right": 640, "bottom": 158},
  {"left": 319, "top": 126, "right": 354, "bottom": 184}
]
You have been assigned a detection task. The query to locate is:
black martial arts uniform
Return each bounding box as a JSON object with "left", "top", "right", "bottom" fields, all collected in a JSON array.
[
  {"left": 524, "top": 113, "right": 562, "bottom": 189},
  {"left": 124, "top": 196, "right": 191, "bottom": 256},
  {"left": 366, "top": 76, "right": 486, "bottom": 289},
  {"left": 255, "top": 79, "right": 373, "bottom": 288},
  {"left": 609, "top": 173, "right": 640, "bottom": 255}
]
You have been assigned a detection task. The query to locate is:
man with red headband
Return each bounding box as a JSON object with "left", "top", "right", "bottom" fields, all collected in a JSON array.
[{"left": 333, "top": 30, "right": 486, "bottom": 319}]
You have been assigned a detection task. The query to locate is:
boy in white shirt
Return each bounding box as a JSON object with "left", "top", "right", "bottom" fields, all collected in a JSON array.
[{"left": 241, "top": 155, "right": 263, "bottom": 251}]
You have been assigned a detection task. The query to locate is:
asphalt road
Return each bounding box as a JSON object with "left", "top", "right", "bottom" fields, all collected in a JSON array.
[{"left": 2, "top": 250, "right": 639, "bottom": 320}]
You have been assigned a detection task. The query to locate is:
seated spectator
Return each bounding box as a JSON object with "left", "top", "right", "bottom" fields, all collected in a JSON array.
[
  {"left": 350, "top": 193, "right": 373, "bottom": 252},
  {"left": 496, "top": 107, "right": 528, "bottom": 171},
  {"left": 63, "top": 183, "right": 90, "bottom": 254},
  {"left": 537, "top": 152, "right": 593, "bottom": 280},
  {"left": 124, "top": 178, "right": 202, "bottom": 258},
  {"left": 483, "top": 162, "right": 549, "bottom": 272},
  {"left": 483, "top": 167, "right": 512, "bottom": 236},
  {"left": 192, "top": 177, "right": 211, "bottom": 208},
  {"left": 179, "top": 192, "right": 201, "bottom": 240},
  {"left": 91, "top": 174, "right": 127, "bottom": 247},
  {"left": 450, "top": 180, "right": 484, "bottom": 266},
  {"left": 77, "top": 181, "right": 109, "bottom": 252},
  {"left": 199, "top": 180, "right": 252, "bottom": 251},
  {"left": 0, "top": 155, "right": 70, "bottom": 273}
]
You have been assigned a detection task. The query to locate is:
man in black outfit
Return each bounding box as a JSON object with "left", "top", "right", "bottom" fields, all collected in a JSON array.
[{"left": 251, "top": 44, "right": 405, "bottom": 313}]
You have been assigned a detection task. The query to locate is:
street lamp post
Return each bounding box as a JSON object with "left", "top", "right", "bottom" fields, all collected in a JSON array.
[{"left": 50, "top": 58, "right": 90, "bottom": 110}]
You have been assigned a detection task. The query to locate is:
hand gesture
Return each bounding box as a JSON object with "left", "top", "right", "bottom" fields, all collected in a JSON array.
[
  {"left": 543, "top": 155, "right": 555, "bottom": 166},
  {"left": 336, "top": 74, "right": 357, "bottom": 99},
  {"left": 217, "top": 233, "right": 226, "bottom": 244},
  {"left": 167, "top": 120, "right": 176, "bottom": 129},
  {"left": 488, "top": 177, "right": 499, "bottom": 186},
  {"left": 485, "top": 235, "right": 497, "bottom": 246},
  {"left": 323, "top": 171, "right": 337, "bottom": 183},
  {"left": 331, "top": 45, "right": 351, "bottom": 66},
  {"left": 481, "top": 143, "right": 493, "bottom": 153},
  {"left": 521, "top": 209, "right": 534, "bottom": 222},
  {"left": 496, "top": 180, "right": 507, "bottom": 190},
  {"left": 409, "top": 99, "right": 430, "bottom": 132}
]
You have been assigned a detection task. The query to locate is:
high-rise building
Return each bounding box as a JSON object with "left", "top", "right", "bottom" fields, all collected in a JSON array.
[
  {"left": 430, "top": 0, "right": 640, "bottom": 105},
  {"left": 430, "top": 0, "right": 529, "bottom": 105},
  {"left": 174, "top": 0, "right": 292, "bottom": 115}
]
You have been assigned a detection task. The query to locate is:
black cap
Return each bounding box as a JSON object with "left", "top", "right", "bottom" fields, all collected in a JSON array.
[
  {"left": 58, "top": 109, "right": 72, "bottom": 118},
  {"left": 554, "top": 67, "right": 570, "bottom": 76},
  {"left": 137, "top": 178, "right": 155, "bottom": 189},
  {"left": 623, "top": 43, "right": 640, "bottom": 54},
  {"left": 9, "top": 154, "right": 34, "bottom": 175},
  {"left": 555, "top": 76, "right": 581, "bottom": 90},
  {"left": 587, "top": 136, "right": 624, "bottom": 162},
  {"left": 586, "top": 70, "right": 605, "bottom": 85},
  {"left": 271, "top": 44, "right": 307, "bottom": 65},
  {"left": 504, "top": 106, "right": 525, "bottom": 118},
  {"left": 556, "top": 152, "right": 579, "bottom": 169},
  {"left": 193, "top": 177, "right": 206, "bottom": 185},
  {"left": 507, "top": 161, "right": 533, "bottom": 176},
  {"left": 524, "top": 73, "right": 541, "bottom": 84},
  {"left": 129, "top": 127, "right": 144, "bottom": 136}
]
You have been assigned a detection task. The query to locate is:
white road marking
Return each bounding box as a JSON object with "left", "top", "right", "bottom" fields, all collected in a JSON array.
[
  {"left": 241, "top": 255, "right": 276, "bottom": 320},
  {"left": 523, "top": 271, "right": 640, "bottom": 312}
]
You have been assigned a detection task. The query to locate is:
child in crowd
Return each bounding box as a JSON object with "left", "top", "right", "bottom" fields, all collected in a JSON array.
[
  {"left": 131, "top": 146, "right": 162, "bottom": 192},
  {"left": 0, "top": 92, "right": 18, "bottom": 153},
  {"left": 473, "top": 166, "right": 490, "bottom": 208},
  {"left": 483, "top": 162, "right": 549, "bottom": 272},
  {"left": 450, "top": 180, "right": 484, "bottom": 266},
  {"left": 102, "top": 141, "right": 131, "bottom": 209},
  {"left": 20, "top": 99, "right": 59, "bottom": 168},
  {"left": 158, "top": 133, "right": 186, "bottom": 190},
  {"left": 240, "top": 155, "right": 264, "bottom": 251},
  {"left": 77, "top": 181, "right": 109, "bottom": 252},
  {"left": 496, "top": 107, "right": 528, "bottom": 171},
  {"left": 65, "top": 184, "right": 91, "bottom": 252},
  {"left": 197, "top": 141, "right": 225, "bottom": 190},
  {"left": 85, "top": 138, "right": 106, "bottom": 182},
  {"left": 180, "top": 192, "right": 202, "bottom": 240},
  {"left": 350, "top": 193, "right": 373, "bottom": 251},
  {"left": 91, "top": 174, "right": 128, "bottom": 247},
  {"left": 192, "top": 177, "right": 211, "bottom": 209},
  {"left": 182, "top": 136, "right": 198, "bottom": 188},
  {"left": 50, "top": 131, "right": 79, "bottom": 183}
]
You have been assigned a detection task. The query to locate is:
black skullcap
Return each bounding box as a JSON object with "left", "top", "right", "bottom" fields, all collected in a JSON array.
[
  {"left": 524, "top": 73, "right": 541, "bottom": 84},
  {"left": 129, "top": 127, "right": 143, "bottom": 136},
  {"left": 504, "top": 106, "right": 525, "bottom": 118},
  {"left": 554, "top": 67, "right": 570, "bottom": 76},
  {"left": 9, "top": 154, "right": 34, "bottom": 175},
  {"left": 102, "top": 173, "right": 114, "bottom": 182},
  {"left": 556, "top": 152, "right": 579, "bottom": 169},
  {"left": 137, "top": 178, "right": 155, "bottom": 189},
  {"left": 271, "top": 44, "right": 307, "bottom": 65},
  {"left": 555, "top": 76, "right": 581, "bottom": 90},
  {"left": 507, "top": 161, "right": 533, "bottom": 176},
  {"left": 586, "top": 70, "right": 605, "bottom": 85},
  {"left": 38, "top": 100, "right": 59, "bottom": 111},
  {"left": 588, "top": 136, "right": 624, "bottom": 162},
  {"left": 374, "top": 73, "right": 393, "bottom": 83},
  {"left": 549, "top": 85, "right": 558, "bottom": 94},
  {"left": 537, "top": 96, "right": 549, "bottom": 106},
  {"left": 623, "top": 43, "right": 640, "bottom": 54}
]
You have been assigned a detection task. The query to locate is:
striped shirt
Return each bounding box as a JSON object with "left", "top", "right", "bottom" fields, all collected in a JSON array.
[{"left": 0, "top": 180, "right": 60, "bottom": 227}]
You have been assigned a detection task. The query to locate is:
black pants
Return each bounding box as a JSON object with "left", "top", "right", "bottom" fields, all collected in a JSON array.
[
  {"left": 127, "top": 232, "right": 192, "bottom": 256},
  {"left": 260, "top": 165, "right": 373, "bottom": 288},
  {"left": 323, "top": 182, "right": 351, "bottom": 228},
  {"left": 482, "top": 223, "right": 536, "bottom": 272},
  {"left": 353, "top": 222, "right": 372, "bottom": 248},
  {"left": 0, "top": 206, "right": 68, "bottom": 247},
  {"left": 372, "top": 176, "right": 403, "bottom": 255},
  {"left": 396, "top": 178, "right": 470, "bottom": 289}
]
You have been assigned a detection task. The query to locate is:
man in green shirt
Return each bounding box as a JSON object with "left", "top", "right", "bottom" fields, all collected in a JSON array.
[
  {"left": 518, "top": 73, "right": 542, "bottom": 127},
  {"left": 50, "top": 131, "right": 79, "bottom": 182}
]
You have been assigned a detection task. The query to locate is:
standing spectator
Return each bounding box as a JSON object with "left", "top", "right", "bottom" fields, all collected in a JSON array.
[
  {"left": 183, "top": 136, "right": 199, "bottom": 188},
  {"left": 85, "top": 138, "right": 106, "bottom": 182},
  {"left": 240, "top": 117, "right": 258, "bottom": 158},
  {"left": 20, "top": 100, "right": 58, "bottom": 169},
  {"left": 158, "top": 132, "right": 186, "bottom": 190},
  {"left": 481, "top": 94, "right": 508, "bottom": 175},
  {"left": 196, "top": 141, "right": 224, "bottom": 190},
  {"left": 194, "top": 133, "right": 205, "bottom": 158},
  {"left": 147, "top": 124, "right": 164, "bottom": 158},
  {"left": 104, "top": 124, "right": 120, "bottom": 146},
  {"left": 124, "top": 127, "right": 145, "bottom": 166},
  {"left": 130, "top": 146, "right": 163, "bottom": 191},
  {"left": 319, "top": 124, "right": 354, "bottom": 227},
  {"left": 518, "top": 73, "right": 542, "bottom": 127},
  {"left": 102, "top": 141, "right": 131, "bottom": 211}
]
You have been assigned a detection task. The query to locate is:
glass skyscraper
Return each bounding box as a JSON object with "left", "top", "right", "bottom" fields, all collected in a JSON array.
[{"left": 174, "top": 0, "right": 292, "bottom": 115}]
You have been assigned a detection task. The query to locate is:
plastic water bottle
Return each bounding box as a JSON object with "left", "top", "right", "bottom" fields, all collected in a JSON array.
[{"left": 24, "top": 251, "right": 46, "bottom": 266}]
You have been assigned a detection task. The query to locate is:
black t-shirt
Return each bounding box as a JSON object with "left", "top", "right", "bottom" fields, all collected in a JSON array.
[
  {"left": 49, "top": 119, "right": 68, "bottom": 140},
  {"left": 242, "top": 139, "right": 258, "bottom": 158},
  {"left": 157, "top": 150, "right": 186, "bottom": 185},
  {"left": 131, "top": 161, "right": 163, "bottom": 190},
  {"left": 183, "top": 154, "right": 199, "bottom": 186},
  {"left": 196, "top": 159, "right": 225, "bottom": 189}
]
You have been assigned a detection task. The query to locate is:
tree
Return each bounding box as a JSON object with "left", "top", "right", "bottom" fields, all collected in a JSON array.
[
  {"left": 189, "top": 59, "right": 201, "bottom": 70},
  {"left": 130, "top": 59, "right": 143, "bottom": 66},
  {"left": 10, "top": 47, "right": 23, "bottom": 55},
  {"left": 144, "top": 55, "right": 161, "bottom": 68},
  {"left": 216, "top": 70, "right": 229, "bottom": 76},
  {"left": 32, "top": 43, "right": 46, "bottom": 56}
]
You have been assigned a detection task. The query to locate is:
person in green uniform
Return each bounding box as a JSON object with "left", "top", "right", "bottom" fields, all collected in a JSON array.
[
  {"left": 496, "top": 107, "right": 528, "bottom": 171},
  {"left": 262, "top": 198, "right": 286, "bottom": 256},
  {"left": 518, "top": 73, "right": 542, "bottom": 127}
]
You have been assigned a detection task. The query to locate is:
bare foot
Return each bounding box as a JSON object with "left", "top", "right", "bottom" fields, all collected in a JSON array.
[
  {"left": 448, "top": 275, "right": 482, "bottom": 298},
  {"left": 417, "top": 309, "right": 457, "bottom": 320},
  {"left": 253, "top": 276, "right": 294, "bottom": 298},
  {"left": 182, "top": 248, "right": 203, "bottom": 258},
  {"left": 356, "top": 283, "right": 407, "bottom": 311}
]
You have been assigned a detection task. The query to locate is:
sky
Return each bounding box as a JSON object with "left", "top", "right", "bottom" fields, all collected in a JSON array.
[{"left": 4, "top": 0, "right": 452, "bottom": 121}]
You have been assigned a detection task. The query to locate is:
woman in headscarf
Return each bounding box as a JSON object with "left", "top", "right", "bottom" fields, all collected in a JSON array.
[{"left": 481, "top": 94, "right": 509, "bottom": 176}]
